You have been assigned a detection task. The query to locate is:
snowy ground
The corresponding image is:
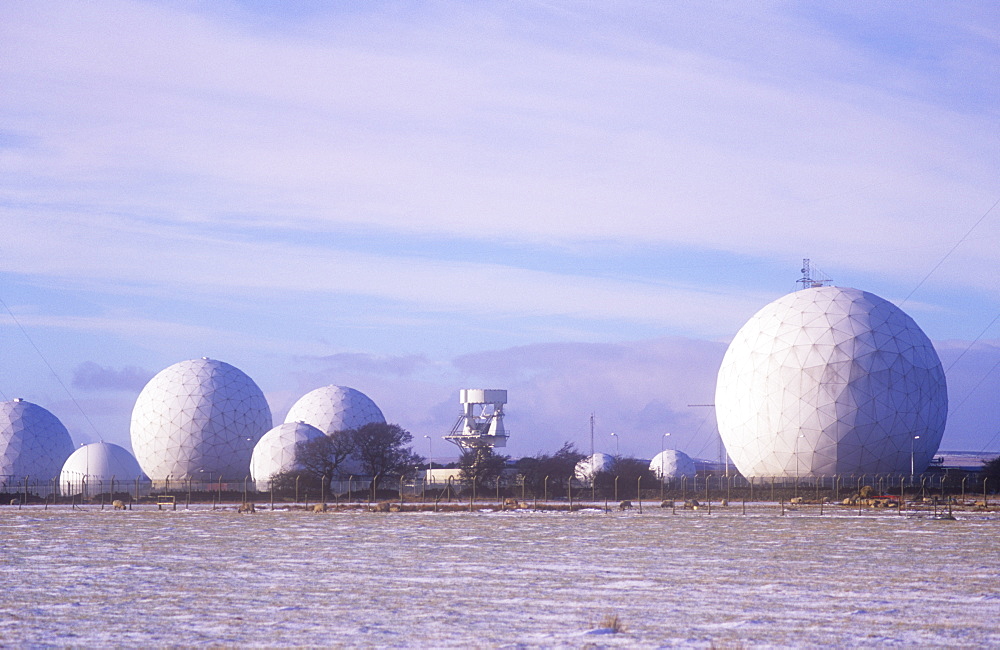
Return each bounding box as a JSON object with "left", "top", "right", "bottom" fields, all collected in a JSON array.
[{"left": 0, "top": 504, "right": 997, "bottom": 647}]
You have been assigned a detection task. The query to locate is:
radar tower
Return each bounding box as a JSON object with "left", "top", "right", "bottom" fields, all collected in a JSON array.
[{"left": 444, "top": 389, "right": 508, "bottom": 452}]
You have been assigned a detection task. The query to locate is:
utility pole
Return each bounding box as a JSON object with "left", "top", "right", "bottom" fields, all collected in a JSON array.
[{"left": 589, "top": 413, "right": 595, "bottom": 459}]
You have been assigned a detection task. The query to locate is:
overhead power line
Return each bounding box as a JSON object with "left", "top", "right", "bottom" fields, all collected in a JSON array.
[
  {"left": 0, "top": 296, "right": 102, "bottom": 439},
  {"left": 894, "top": 195, "right": 1000, "bottom": 455},
  {"left": 901, "top": 196, "right": 999, "bottom": 307}
]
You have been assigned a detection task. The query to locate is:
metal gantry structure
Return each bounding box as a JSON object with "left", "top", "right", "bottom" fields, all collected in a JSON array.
[{"left": 444, "top": 389, "right": 508, "bottom": 453}]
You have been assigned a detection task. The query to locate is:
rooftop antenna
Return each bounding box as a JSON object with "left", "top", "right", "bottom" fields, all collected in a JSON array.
[{"left": 797, "top": 258, "right": 831, "bottom": 290}]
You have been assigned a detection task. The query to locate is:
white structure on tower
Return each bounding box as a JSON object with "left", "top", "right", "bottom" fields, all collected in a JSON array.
[{"left": 444, "top": 389, "right": 508, "bottom": 451}]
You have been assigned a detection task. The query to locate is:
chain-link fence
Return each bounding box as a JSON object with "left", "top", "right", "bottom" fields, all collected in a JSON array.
[{"left": 1, "top": 471, "right": 992, "bottom": 507}]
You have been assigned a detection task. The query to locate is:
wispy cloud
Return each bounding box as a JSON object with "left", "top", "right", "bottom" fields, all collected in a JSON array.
[
  {"left": 0, "top": 208, "right": 774, "bottom": 340},
  {"left": 71, "top": 362, "right": 152, "bottom": 392},
  {"left": 2, "top": 2, "right": 995, "bottom": 281},
  {"left": 298, "top": 352, "right": 432, "bottom": 378}
]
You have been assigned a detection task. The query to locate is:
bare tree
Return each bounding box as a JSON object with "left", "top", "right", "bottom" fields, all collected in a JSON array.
[
  {"left": 295, "top": 434, "right": 355, "bottom": 480},
  {"left": 514, "top": 442, "right": 586, "bottom": 496},
  {"left": 349, "top": 422, "right": 422, "bottom": 489},
  {"left": 459, "top": 447, "right": 509, "bottom": 488},
  {"left": 593, "top": 457, "right": 656, "bottom": 499},
  {"left": 983, "top": 455, "right": 1000, "bottom": 492}
]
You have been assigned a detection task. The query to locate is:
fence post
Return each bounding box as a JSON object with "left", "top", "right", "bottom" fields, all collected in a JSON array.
[{"left": 637, "top": 476, "right": 642, "bottom": 513}]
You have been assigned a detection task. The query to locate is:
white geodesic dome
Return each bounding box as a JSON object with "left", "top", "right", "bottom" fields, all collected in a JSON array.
[
  {"left": 649, "top": 449, "right": 696, "bottom": 479},
  {"left": 715, "top": 286, "right": 947, "bottom": 477},
  {"left": 250, "top": 421, "right": 325, "bottom": 485},
  {"left": 574, "top": 452, "right": 614, "bottom": 485},
  {"left": 284, "top": 385, "right": 385, "bottom": 434},
  {"left": 0, "top": 399, "right": 75, "bottom": 483},
  {"left": 130, "top": 358, "right": 272, "bottom": 481},
  {"left": 60, "top": 442, "right": 146, "bottom": 491}
]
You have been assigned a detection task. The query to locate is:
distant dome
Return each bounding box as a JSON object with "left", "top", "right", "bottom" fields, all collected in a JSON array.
[
  {"left": 250, "top": 421, "right": 325, "bottom": 484},
  {"left": 284, "top": 385, "right": 385, "bottom": 434},
  {"left": 130, "top": 358, "right": 272, "bottom": 480},
  {"left": 574, "top": 452, "right": 614, "bottom": 484},
  {"left": 716, "top": 286, "right": 947, "bottom": 477},
  {"left": 649, "top": 449, "right": 696, "bottom": 479},
  {"left": 0, "top": 399, "right": 75, "bottom": 481},
  {"left": 60, "top": 442, "right": 146, "bottom": 490}
]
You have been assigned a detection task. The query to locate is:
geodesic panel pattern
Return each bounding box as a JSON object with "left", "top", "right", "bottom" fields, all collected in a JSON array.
[
  {"left": 574, "top": 452, "right": 614, "bottom": 484},
  {"left": 60, "top": 442, "right": 145, "bottom": 486},
  {"left": 130, "top": 358, "right": 272, "bottom": 481},
  {"left": 284, "top": 385, "right": 385, "bottom": 434},
  {"left": 250, "top": 421, "right": 325, "bottom": 484},
  {"left": 0, "top": 399, "right": 75, "bottom": 482},
  {"left": 649, "top": 449, "right": 696, "bottom": 479},
  {"left": 715, "top": 286, "right": 947, "bottom": 477}
]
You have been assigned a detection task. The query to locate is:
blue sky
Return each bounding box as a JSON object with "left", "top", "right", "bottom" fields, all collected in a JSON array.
[{"left": 1, "top": 1, "right": 998, "bottom": 462}]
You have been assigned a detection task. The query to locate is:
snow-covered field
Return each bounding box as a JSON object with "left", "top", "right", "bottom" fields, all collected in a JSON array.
[{"left": 1, "top": 505, "right": 997, "bottom": 647}]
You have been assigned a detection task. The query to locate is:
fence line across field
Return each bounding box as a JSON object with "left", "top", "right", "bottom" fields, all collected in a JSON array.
[{"left": 1, "top": 472, "right": 993, "bottom": 510}]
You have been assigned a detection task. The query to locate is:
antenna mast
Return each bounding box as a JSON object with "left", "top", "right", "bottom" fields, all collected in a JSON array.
[
  {"left": 590, "top": 413, "right": 595, "bottom": 459},
  {"left": 797, "top": 258, "right": 831, "bottom": 290}
]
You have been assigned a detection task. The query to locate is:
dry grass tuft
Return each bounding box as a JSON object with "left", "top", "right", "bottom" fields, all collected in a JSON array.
[{"left": 598, "top": 613, "right": 625, "bottom": 633}]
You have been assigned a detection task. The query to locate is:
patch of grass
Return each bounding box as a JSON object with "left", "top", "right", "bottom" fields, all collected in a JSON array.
[{"left": 598, "top": 613, "right": 625, "bottom": 633}]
